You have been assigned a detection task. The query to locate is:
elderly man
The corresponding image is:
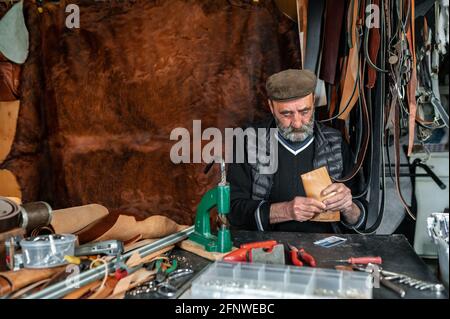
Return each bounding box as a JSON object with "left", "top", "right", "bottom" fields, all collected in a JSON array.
[{"left": 227, "top": 69, "right": 366, "bottom": 233}]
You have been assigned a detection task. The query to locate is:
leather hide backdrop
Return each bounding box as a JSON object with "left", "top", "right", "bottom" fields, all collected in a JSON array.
[{"left": 0, "top": 0, "right": 300, "bottom": 225}]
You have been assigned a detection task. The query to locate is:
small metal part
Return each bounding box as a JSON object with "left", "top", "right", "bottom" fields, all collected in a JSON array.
[{"left": 75, "top": 240, "right": 124, "bottom": 257}]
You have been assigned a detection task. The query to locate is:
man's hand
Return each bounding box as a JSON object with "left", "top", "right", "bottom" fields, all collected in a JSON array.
[
  {"left": 321, "top": 183, "right": 361, "bottom": 225},
  {"left": 321, "top": 183, "right": 353, "bottom": 213},
  {"left": 270, "top": 197, "right": 326, "bottom": 224}
]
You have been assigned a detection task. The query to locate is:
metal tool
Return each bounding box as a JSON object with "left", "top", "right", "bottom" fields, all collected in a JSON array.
[
  {"left": 140, "top": 268, "right": 194, "bottom": 298},
  {"left": 380, "top": 276, "right": 406, "bottom": 298},
  {"left": 74, "top": 240, "right": 124, "bottom": 257},
  {"left": 250, "top": 244, "right": 285, "bottom": 265},
  {"left": 330, "top": 256, "right": 382, "bottom": 264},
  {"left": 354, "top": 264, "right": 445, "bottom": 294},
  {"left": 189, "top": 158, "right": 232, "bottom": 253},
  {"left": 287, "top": 243, "right": 316, "bottom": 267}
]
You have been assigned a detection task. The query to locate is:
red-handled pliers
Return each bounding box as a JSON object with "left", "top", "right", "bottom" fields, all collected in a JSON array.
[{"left": 287, "top": 243, "right": 317, "bottom": 267}]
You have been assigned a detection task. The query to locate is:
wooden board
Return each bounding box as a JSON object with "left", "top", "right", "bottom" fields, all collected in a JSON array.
[{"left": 177, "top": 239, "right": 236, "bottom": 261}]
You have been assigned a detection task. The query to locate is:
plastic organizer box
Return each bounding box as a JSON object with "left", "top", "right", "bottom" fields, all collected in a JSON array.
[{"left": 191, "top": 261, "right": 373, "bottom": 299}]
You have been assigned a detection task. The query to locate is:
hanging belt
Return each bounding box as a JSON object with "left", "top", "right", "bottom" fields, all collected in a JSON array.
[
  {"left": 338, "top": 0, "right": 361, "bottom": 120},
  {"left": 304, "top": 0, "right": 325, "bottom": 71},
  {"left": 296, "top": 0, "right": 309, "bottom": 68},
  {"left": 319, "top": 0, "right": 346, "bottom": 84},
  {"left": 406, "top": 0, "right": 418, "bottom": 156},
  {"left": 392, "top": 87, "right": 416, "bottom": 220}
]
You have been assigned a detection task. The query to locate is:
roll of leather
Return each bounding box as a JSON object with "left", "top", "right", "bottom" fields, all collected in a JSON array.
[
  {"left": 51, "top": 204, "right": 109, "bottom": 234},
  {"left": 0, "top": 196, "right": 21, "bottom": 232},
  {"left": 76, "top": 213, "right": 188, "bottom": 244},
  {"left": 300, "top": 166, "right": 340, "bottom": 222},
  {"left": 20, "top": 201, "right": 52, "bottom": 233}
]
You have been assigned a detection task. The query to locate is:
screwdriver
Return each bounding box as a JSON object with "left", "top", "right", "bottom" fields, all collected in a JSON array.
[{"left": 330, "top": 256, "right": 382, "bottom": 265}]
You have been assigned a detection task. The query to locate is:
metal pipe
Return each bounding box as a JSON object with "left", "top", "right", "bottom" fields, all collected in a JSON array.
[{"left": 25, "top": 226, "right": 194, "bottom": 299}]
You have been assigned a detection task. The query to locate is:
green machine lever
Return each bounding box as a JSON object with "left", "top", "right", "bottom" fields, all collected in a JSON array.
[{"left": 189, "top": 159, "right": 232, "bottom": 253}]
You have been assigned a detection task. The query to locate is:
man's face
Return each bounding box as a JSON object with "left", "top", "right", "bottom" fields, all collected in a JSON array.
[{"left": 269, "top": 94, "right": 315, "bottom": 142}]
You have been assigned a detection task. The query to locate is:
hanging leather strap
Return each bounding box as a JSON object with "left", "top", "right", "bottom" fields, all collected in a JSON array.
[
  {"left": 304, "top": 0, "right": 325, "bottom": 71},
  {"left": 296, "top": 0, "right": 309, "bottom": 68},
  {"left": 366, "top": 0, "right": 383, "bottom": 88},
  {"left": 338, "top": 0, "right": 361, "bottom": 120},
  {"left": 406, "top": 0, "right": 418, "bottom": 156},
  {"left": 392, "top": 88, "right": 416, "bottom": 221},
  {"left": 319, "top": 0, "right": 346, "bottom": 84}
]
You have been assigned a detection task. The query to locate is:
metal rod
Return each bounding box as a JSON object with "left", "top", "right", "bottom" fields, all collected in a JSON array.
[{"left": 25, "top": 226, "right": 194, "bottom": 299}]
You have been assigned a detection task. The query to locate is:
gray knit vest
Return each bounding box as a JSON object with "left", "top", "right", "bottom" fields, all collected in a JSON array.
[{"left": 249, "top": 119, "right": 344, "bottom": 200}]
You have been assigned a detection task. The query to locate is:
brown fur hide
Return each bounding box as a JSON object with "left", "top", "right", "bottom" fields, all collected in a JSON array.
[{"left": 1, "top": 0, "right": 299, "bottom": 225}]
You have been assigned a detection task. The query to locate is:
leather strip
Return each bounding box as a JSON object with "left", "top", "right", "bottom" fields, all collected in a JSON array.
[
  {"left": 320, "top": 0, "right": 346, "bottom": 84},
  {"left": 392, "top": 88, "right": 416, "bottom": 220},
  {"left": 406, "top": 0, "right": 417, "bottom": 156},
  {"left": 304, "top": 0, "right": 325, "bottom": 72},
  {"left": 338, "top": 0, "right": 361, "bottom": 120},
  {"left": 366, "top": 0, "right": 382, "bottom": 88}
]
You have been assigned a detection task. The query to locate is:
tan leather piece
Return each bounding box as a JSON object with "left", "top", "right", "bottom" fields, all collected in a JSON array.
[
  {"left": 338, "top": 0, "right": 360, "bottom": 120},
  {"left": 93, "top": 215, "right": 189, "bottom": 242},
  {"left": 87, "top": 276, "right": 119, "bottom": 299},
  {"left": 178, "top": 239, "right": 236, "bottom": 261},
  {"left": 300, "top": 166, "right": 340, "bottom": 222},
  {"left": 0, "top": 276, "right": 12, "bottom": 296},
  {"left": 0, "top": 266, "right": 65, "bottom": 296},
  {"left": 9, "top": 279, "right": 50, "bottom": 299},
  {"left": 0, "top": 169, "right": 22, "bottom": 199},
  {"left": 0, "top": 100, "right": 20, "bottom": 163},
  {"left": 51, "top": 204, "right": 109, "bottom": 234}
]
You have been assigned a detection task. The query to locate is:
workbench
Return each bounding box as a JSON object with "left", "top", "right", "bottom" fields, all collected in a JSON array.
[{"left": 127, "top": 231, "right": 448, "bottom": 299}]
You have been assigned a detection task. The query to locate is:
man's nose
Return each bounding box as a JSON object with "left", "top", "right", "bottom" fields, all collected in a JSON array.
[{"left": 291, "top": 113, "right": 303, "bottom": 129}]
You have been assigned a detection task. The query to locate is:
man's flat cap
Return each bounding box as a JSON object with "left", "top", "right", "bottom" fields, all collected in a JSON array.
[{"left": 266, "top": 69, "right": 317, "bottom": 101}]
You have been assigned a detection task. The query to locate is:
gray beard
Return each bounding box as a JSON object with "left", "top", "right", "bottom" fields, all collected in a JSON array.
[{"left": 275, "top": 113, "right": 315, "bottom": 143}]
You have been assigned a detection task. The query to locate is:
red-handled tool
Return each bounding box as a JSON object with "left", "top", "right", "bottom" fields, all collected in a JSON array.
[
  {"left": 288, "top": 245, "right": 303, "bottom": 266},
  {"left": 287, "top": 244, "right": 316, "bottom": 267},
  {"left": 298, "top": 248, "right": 317, "bottom": 267},
  {"left": 223, "top": 240, "right": 278, "bottom": 262},
  {"left": 331, "top": 256, "right": 382, "bottom": 265}
]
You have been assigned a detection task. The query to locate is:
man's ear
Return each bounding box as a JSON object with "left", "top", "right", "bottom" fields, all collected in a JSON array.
[{"left": 268, "top": 99, "right": 274, "bottom": 114}]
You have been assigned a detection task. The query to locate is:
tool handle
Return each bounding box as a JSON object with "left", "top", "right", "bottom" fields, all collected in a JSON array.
[
  {"left": 223, "top": 248, "right": 248, "bottom": 262},
  {"left": 380, "top": 277, "right": 406, "bottom": 298},
  {"left": 290, "top": 251, "right": 303, "bottom": 267},
  {"left": 299, "top": 249, "right": 316, "bottom": 267},
  {"left": 240, "top": 240, "right": 278, "bottom": 249},
  {"left": 349, "top": 256, "right": 382, "bottom": 264}
]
